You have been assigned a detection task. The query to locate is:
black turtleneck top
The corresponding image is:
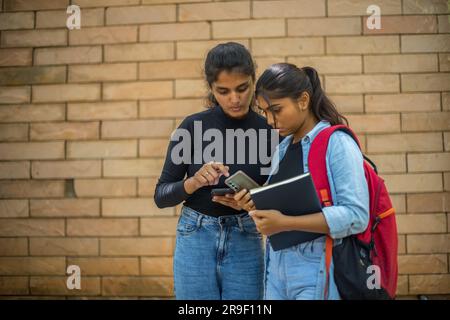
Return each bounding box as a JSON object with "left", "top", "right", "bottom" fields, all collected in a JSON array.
[{"left": 154, "top": 105, "right": 278, "bottom": 217}]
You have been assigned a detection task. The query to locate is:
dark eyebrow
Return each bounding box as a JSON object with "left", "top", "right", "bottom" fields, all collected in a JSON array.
[
  {"left": 215, "top": 81, "right": 250, "bottom": 91},
  {"left": 268, "top": 104, "right": 281, "bottom": 111}
]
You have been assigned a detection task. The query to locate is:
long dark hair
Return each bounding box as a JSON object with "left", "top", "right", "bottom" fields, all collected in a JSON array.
[
  {"left": 255, "top": 63, "right": 347, "bottom": 126},
  {"left": 204, "top": 42, "right": 256, "bottom": 108}
]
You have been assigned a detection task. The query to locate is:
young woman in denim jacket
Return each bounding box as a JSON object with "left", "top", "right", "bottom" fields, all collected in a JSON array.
[{"left": 232, "top": 63, "right": 370, "bottom": 300}]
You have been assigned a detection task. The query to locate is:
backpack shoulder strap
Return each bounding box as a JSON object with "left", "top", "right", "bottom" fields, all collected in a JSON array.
[{"left": 307, "top": 124, "right": 361, "bottom": 299}]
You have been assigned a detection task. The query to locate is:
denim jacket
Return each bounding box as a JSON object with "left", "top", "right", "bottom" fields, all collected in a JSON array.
[{"left": 265, "top": 120, "right": 369, "bottom": 239}]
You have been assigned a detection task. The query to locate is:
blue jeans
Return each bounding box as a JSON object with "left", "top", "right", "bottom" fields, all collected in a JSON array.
[
  {"left": 264, "top": 236, "right": 341, "bottom": 300},
  {"left": 173, "top": 206, "right": 265, "bottom": 300}
]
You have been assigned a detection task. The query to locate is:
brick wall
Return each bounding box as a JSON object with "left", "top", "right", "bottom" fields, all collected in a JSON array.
[{"left": 0, "top": 0, "right": 449, "bottom": 299}]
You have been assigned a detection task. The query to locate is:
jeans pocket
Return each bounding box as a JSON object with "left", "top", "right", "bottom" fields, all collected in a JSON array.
[
  {"left": 295, "top": 241, "right": 324, "bottom": 263},
  {"left": 241, "top": 216, "right": 262, "bottom": 237},
  {"left": 176, "top": 215, "right": 200, "bottom": 236}
]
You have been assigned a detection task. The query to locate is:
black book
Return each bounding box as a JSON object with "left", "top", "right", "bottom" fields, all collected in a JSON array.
[{"left": 250, "top": 172, "right": 324, "bottom": 251}]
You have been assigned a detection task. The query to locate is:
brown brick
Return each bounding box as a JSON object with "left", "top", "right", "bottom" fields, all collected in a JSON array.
[
  {"left": 176, "top": 39, "right": 248, "bottom": 59},
  {"left": 328, "top": 0, "right": 401, "bottom": 16},
  {"left": 0, "top": 276, "right": 29, "bottom": 295},
  {"left": 0, "top": 12, "right": 34, "bottom": 30},
  {"left": 364, "top": 54, "right": 437, "bottom": 73},
  {"left": 36, "top": 8, "right": 104, "bottom": 28},
  {"left": 101, "top": 120, "right": 173, "bottom": 138},
  {"left": 30, "top": 276, "right": 101, "bottom": 296},
  {"left": 0, "top": 86, "right": 30, "bottom": 104},
  {"left": 0, "top": 123, "right": 28, "bottom": 141},
  {"left": 0, "top": 104, "right": 65, "bottom": 122},
  {"left": 32, "top": 160, "right": 101, "bottom": 179},
  {"left": 391, "top": 194, "right": 406, "bottom": 213},
  {"left": 396, "top": 275, "right": 408, "bottom": 296},
  {"left": 346, "top": 114, "right": 400, "bottom": 133},
  {"left": 288, "top": 56, "right": 361, "bottom": 74},
  {"left": 67, "top": 140, "right": 137, "bottom": 159},
  {"left": 383, "top": 173, "right": 443, "bottom": 193},
  {"left": 0, "top": 160, "right": 32, "bottom": 180},
  {"left": 398, "top": 235, "right": 406, "bottom": 254},
  {"left": 364, "top": 15, "right": 437, "bottom": 34},
  {"left": 438, "top": 15, "right": 450, "bottom": 33},
  {"left": 326, "top": 75, "right": 399, "bottom": 94},
  {"left": 102, "top": 198, "right": 174, "bottom": 217},
  {"left": 399, "top": 254, "right": 447, "bottom": 274},
  {"left": 402, "top": 73, "right": 450, "bottom": 92},
  {"left": 328, "top": 95, "right": 363, "bottom": 113},
  {"left": 30, "top": 199, "right": 100, "bottom": 217},
  {"left": 364, "top": 154, "right": 406, "bottom": 173},
  {"left": 141, "top": 217, "right": 178, "bottom": 236},
  {"left": 439, "top": 53, "right": 450, "bottom": 71},
  {"left": 67, "top": 218, "right": 138, "bottom": 236},
  {"left": 68, "top": 101, "right": 137, "bottom": 121},
  {"left": 0, "top": 219, "right": 64, "bottom": 236},
  {"left": 446, "top": 173, "right": 450, "bottom": 191},
  {"left": 407, "top": 193, "right": 450, "bottom": 213},
  {"left": 103, "top": 159, "right": 165, "bottom": 177},
  {"left": 34, "top": 46, "right": 102, "bottom": 65},
  {"left": 396, "top": 214, "right": 446, "bottom": 234},
  {"left": 175, "top": 79, "right": 205, "bottom": 98},
  {"left": 30, "top": 122, "right": 99, "bottom": 141},
  {"left": 407, "top": 234, "right": 450, "bottom": 253},
  {"left": 0, "top": 180, "right": 65, "bottom": 199},
  {"left": 402, "top": 112, "right": 450, "bottom": 131},
  {"left": 67, "top": 258, "right": 139, "bottom": 275},
  {"left": 255, "top": 57, "right": 288, "bottom": 78},
  {"left": 402, "top": 35, "right": 450, "bottom": 53},
  {"left": 74, "top": 179, "right": 136, "bottom": 197},
  {"left": 100, "top": 237, "right": 173, "bottom": 256},
  {"left": 73, "top": 0, "right": 139, "bottom": 7},
  {"left": 409, "top": 275, "right": 450, "bottom": 295},
  {"left": 408, "top": 153, "right": 450, "bottom": 172},
  {"left": 0, "top": 238, "right": 28, "bottom": 256},
  {"left": 288, "top": 17, "right": 360, "bottom": 36},
  {"left": 0, "top": 142, "right": 64, "bottom": 160},
  {"left": 140, "top": 99, "right": 204, "bottom": 118},
  {"left": 103, "top": 81, "right": 172, "bottom": 100},
  {"left": 30, "top": 238, "right": 99, "bottom": 256},
  {"left": 0, "top": 48, "right": 32, "bottom": 67},
  {"left": 365, "top": 93, "right": 441, "bottom": 113},
  {"left": 4, "top": 0, "right": 69, "bottom": 11},
  {"left": 403, "top": 0, "right": 449, "bottom": 14},
  {"left": 444, "top": 92, "right": 450, "bottom": 111},
  {"left": 213, "top": 19, "right": 284, "bottom": 39},
  {"left": 139, "top": 60, "right": 202, "bottom": 80},
  {"left": 445, "top": 132, "right": 450, "bottom": 151},
  {"left": 0, "top": 257, "right": 65, "bottom": 276},
  {"left": 106, "top": 5, "right": 175, "bottom": 25},
  {"left": 138, "top": 177, "right": 158, "bottom": 197},
  {"left": 69, "top": 63, "right": 137, "bottom": 83},
  {"left": 0, "top": 199, "right": 28, "bottom": 217},
  {"left": 141, "top": 257, "right": 173, "bottom": 276},
  {"left": 102, "top": 276, "right": 173, "bottom": 297},
  {"left": 1, "top": 29, "right": 67, "bottom": 47},
  {"left": 139, "top": 139, "right": 169, "bottom": 157},
  {"left": 327, "top": 36, "right": 399, "bottom": 54},
  {"left": 367, "top": 133, "right": 442, "bottom": 153},
  {"left": 253, "top": 0, "right": 324, "bottom": 18},
  {"left": 70, "top": 26, "right": 137, "bottom": 45},
  {"left": 140, "top": 22, "right": 210, "bottom": 42},
  {"left": 32, "top": 84, "right": 101, "bottom": 103},
  {"left": 180, "top": 1, "right": 249, "bottom": 21},
  {"left": 105, "top": 43, "right": 174, "bottom": 62}
]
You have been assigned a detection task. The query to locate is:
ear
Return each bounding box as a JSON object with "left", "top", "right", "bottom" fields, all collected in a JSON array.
[{"left": 297, "top": 92, "right": 310, "bottom": 111}]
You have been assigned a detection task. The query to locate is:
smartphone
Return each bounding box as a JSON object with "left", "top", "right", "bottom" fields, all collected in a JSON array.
[
  {"left": 211, "top": 188, "right": 235, "bottom": 197},
  {"left": 225, "top": 170, "right": 260, "bottom": 192}
]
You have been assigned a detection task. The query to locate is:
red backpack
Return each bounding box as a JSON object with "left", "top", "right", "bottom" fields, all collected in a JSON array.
[{"left": 308, "top": 125, "right": 398, "bottom": 300}]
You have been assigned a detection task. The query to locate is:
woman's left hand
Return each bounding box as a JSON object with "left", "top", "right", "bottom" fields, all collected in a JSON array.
[{"left": 248, "top": 209, "right": 290, "bottom": 236}]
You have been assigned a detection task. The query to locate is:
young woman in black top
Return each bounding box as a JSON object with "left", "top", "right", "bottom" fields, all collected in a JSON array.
[{"left": 154, "top": 42, "right": 277, "bottom": 300}]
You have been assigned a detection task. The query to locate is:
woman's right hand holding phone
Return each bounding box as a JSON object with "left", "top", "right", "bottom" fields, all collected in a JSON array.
[{"left": 234, "top": 189, "right": 256, "bottom": 212}]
